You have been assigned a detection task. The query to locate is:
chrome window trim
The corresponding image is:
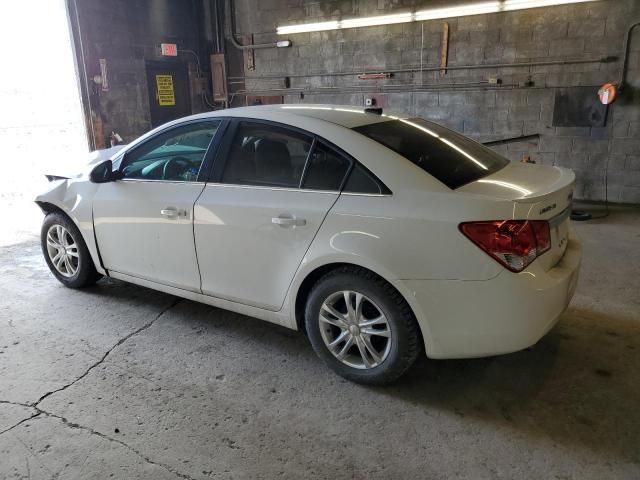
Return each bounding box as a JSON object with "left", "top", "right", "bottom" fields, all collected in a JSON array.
[
  {"left": 119, "top": 178, "right": 206, "bottom": 186},
  {"left": 204, "top": 182, "right": 339, "bottom": 195},
  {"left": 340, "top": 192, "right": 392, "bottom": 197}
]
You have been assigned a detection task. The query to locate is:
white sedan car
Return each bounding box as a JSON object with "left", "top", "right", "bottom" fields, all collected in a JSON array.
[{"left": 36, "top": 105, "right": 581, "bottom": 384}]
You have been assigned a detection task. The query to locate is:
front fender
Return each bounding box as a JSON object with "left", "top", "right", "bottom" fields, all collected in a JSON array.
[{"left": 35, "top": 179, "right": 106, "bottom": 275}]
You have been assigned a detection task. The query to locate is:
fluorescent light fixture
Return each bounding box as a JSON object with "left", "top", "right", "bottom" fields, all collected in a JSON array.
[
  {"left": 342, "top": 12, "right": 412, "bottom": 29},
  {"left": 278, "top": 20, "right": 339, "bottom": 35},
  {"left": 276, "top": 40, "right": 291, "bottom": 48},
  {"left": 277, "top": 0, "right": 598, "bottom": 35},
  {"left": 415, "top": 2, "right": 503, "bottom": 21}
]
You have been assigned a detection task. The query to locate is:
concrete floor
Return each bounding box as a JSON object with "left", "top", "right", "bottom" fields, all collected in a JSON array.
[{"left": 0, "top": 204, "right": 638, "bottom": 479}]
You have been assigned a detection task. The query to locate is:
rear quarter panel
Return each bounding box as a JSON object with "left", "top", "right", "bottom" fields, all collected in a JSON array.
[
  {"left": 286, "top": 189, "right": 514, "bottom": 349},
  {"left": 304, "top": 190, "right": 508, "bottom": 282}
]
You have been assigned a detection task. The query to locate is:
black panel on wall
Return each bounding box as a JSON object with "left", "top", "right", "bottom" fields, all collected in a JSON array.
[{"left": 552, "top": 87, "right": 608, "bottom": 127}]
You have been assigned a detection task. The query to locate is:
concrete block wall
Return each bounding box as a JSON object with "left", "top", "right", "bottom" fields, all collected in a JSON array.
[{"left": 233, "top": 0, "right": 640, "bottom": 203}]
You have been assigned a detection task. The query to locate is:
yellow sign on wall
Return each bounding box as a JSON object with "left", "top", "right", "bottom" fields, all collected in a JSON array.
[{"left": 155, "top": 75, "right": 176, "bottom": 106}]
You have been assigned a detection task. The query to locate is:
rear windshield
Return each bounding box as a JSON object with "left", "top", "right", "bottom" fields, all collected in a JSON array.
[{"left": 353, "top": 118, "right": 509, "bottom": 189}]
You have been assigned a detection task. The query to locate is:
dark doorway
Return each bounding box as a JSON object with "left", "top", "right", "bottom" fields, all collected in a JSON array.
[{"left": 145, "top": 60, "right": 191, "bottom": 128}]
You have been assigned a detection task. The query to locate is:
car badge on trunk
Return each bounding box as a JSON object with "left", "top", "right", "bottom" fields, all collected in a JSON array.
[{"left": 539, "top": 203, "right": 557, "bottom": 215}]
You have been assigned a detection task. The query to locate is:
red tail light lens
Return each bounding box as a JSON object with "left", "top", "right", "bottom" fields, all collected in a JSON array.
[{"left": 459, "top": 220, "right": 551, "bottom": 272}]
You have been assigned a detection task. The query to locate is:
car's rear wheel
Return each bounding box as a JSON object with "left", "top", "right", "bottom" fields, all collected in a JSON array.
[
  {"left": 41, "top": 212, "right": 102, "bottom": 288},
  {"left": 305, "top": 266, "right": 421, "bottom": 384}
]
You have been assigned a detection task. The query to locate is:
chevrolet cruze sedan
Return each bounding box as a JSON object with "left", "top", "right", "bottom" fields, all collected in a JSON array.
[{"left": 36, "top": 105, "right": 581, "bottom": 384}]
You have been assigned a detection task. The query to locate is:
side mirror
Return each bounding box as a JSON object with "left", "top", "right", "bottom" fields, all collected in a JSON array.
[{"left": 89, "top": 160, "right": 121, "bottom": 183}]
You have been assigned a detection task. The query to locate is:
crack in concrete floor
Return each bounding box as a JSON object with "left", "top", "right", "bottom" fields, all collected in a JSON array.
[
  {"left": 0, "top": 297, "right": 192, "bottom": 480},
  {"left": 32, "top": 298, "right": 182, "bottom": 408}
]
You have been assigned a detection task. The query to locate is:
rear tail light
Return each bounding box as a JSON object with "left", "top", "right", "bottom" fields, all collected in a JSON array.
[{"left": 459, "top": 220, "right": 551, "bottom": 273}]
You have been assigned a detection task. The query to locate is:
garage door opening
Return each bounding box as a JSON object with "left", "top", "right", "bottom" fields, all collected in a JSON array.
[{"left": 0, "top": 0, "right": 87, "bottom": 246}]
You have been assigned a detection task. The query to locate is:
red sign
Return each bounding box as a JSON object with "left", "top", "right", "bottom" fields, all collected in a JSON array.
[{"left": 160, "top": 43, "right": 178, "bottom": 57}]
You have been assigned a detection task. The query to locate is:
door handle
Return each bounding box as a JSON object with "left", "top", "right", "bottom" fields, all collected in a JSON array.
[
  {"left": 272, "top": 215, "right": 306, "bottom": 227},
  {"left": 161, "top": 207, "right": 188, "bottom": 218}
]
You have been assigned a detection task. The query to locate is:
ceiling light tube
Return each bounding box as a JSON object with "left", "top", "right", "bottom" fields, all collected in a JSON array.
[
  {"left": 277, "top": 20, "right": 339, "bottom": 35},
  {"left": 342, "top": 12, "right": 413, "bottom": 28},
  {"left": 277, "top": 0, "right": 598, "bottom": 35},
  {"left": 415, "top": 2, "right": 502, "bottom": 21}
]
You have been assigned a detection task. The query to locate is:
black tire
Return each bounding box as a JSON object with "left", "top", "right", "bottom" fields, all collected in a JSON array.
[
  {"left": 41, "top": 212, "right": 102, "bottom": 288},
  {"left": 305, "top": 266, "right": 421, "bottom": 385}
]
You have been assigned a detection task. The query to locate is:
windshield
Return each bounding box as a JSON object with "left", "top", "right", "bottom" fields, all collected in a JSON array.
[{"left": 353, "top": 118, "right": 509, "bottom": 189}]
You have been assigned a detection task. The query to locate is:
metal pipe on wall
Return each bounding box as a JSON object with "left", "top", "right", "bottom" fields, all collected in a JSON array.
[
  {"left": 229, "top": 81, "right": 517, "bottom": 99},
  {"left": 228, "top": 56, "right": 615, "bottom": 81},
  {"left": 225, "top": 0, "right": 289, "bottom": 50},
  {"left": 618, "top": 20, "right": 640, "bottom": 92}
]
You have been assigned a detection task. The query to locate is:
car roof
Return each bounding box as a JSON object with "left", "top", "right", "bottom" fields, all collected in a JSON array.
[
  {"left": 114, "top": 104, "right": 448, "bottom": 194},
  {"left": 192, "top": 104, "right": 401, "bottom": 129}
]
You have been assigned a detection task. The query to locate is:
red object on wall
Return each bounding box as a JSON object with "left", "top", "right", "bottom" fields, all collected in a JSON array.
[
  {"left": 161, "top": 43, "right": 178, "bottom": 56},
  {"left": 598, "top": 83, "right": 618, "bottom": 105}
]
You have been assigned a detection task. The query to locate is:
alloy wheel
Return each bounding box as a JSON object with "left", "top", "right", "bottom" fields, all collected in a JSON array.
[
  {"left": 46, "top": 224, "right": 79, "bottom": 278},
  {"left": 319, "top": 290, "right": 392, "bottom": 369}
]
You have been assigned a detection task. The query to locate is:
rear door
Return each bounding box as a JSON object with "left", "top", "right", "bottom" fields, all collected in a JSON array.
[
  {"left": 194, "top": 119, "right": 352, "bottom": 311},
  {"left": 93, "top": 119, "right": 224, "bottom": 291}
]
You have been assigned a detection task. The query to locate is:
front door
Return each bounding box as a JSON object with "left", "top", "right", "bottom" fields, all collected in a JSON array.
[
  {"left": 93, "top": 120, "right": 222, "bottom": 291},
  {"left": 194, "top": 120, "right": 352, "bottom": 311},
  {"left": 145, "top": 60, "right": 191, "bottom": 128}
]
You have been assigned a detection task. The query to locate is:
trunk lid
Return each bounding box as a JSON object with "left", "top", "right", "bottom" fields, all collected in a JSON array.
[{"left": 459, "top": 162, "right": 575, "bottom": 271}]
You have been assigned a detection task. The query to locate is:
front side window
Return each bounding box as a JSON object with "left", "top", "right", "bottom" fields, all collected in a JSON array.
[
  {"left": 221, "top": 122, "right": 312, "bottom": 188},
  {"left": 354, "top": 118, "right": 508, "bottom": 189},
  {"left": 121, "top": 121, "right": 221, "bottom": 181}
]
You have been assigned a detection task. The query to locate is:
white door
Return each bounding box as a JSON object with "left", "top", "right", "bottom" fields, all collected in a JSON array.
[
  {"left": 93, "top": 120, "right": 222, "bottom": 291},
  {"left": 194, "top": 120, "right": 352, "bottom": 311}
]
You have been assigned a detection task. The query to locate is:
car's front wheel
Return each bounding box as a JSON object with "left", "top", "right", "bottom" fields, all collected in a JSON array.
[
  {"left": 305, "top": 266, "right": 421, "bottom": 385},
  {"left": 41, "top": 212, "right": 102, "bottom": 288}
]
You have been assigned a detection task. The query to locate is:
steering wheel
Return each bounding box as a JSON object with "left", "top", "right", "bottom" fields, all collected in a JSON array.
[{"left": 162, "top": 156, "right": 191, "bottom": 180}]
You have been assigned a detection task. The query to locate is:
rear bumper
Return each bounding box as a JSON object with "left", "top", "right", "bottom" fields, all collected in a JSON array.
[{"left": 405, "top": 229, "right": 582, "bottom": 359}]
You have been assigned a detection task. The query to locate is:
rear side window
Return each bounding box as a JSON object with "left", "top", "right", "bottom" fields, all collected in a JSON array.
[
  {"left": 302, "top": 142, "right": 351, "bottom": 191},
  {"left": 221, "top": 121, "right": 312, "bottom": 188},
  {"left": 343, "top": 163, "right": 389, "bottom": 194},
  {"left": 353, "top": 118, "right": 508, "bottom": 189}
]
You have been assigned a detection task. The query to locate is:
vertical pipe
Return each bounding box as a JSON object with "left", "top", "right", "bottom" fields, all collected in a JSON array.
[
  {"left": 420, "top": 23, "right": 424, "bottom": 86},
  {"left": 212, "top": 0, "right": 220, "bottom": 53},
  {"left": 618, "top": 21, "right": 640, "bottom": 92}
]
